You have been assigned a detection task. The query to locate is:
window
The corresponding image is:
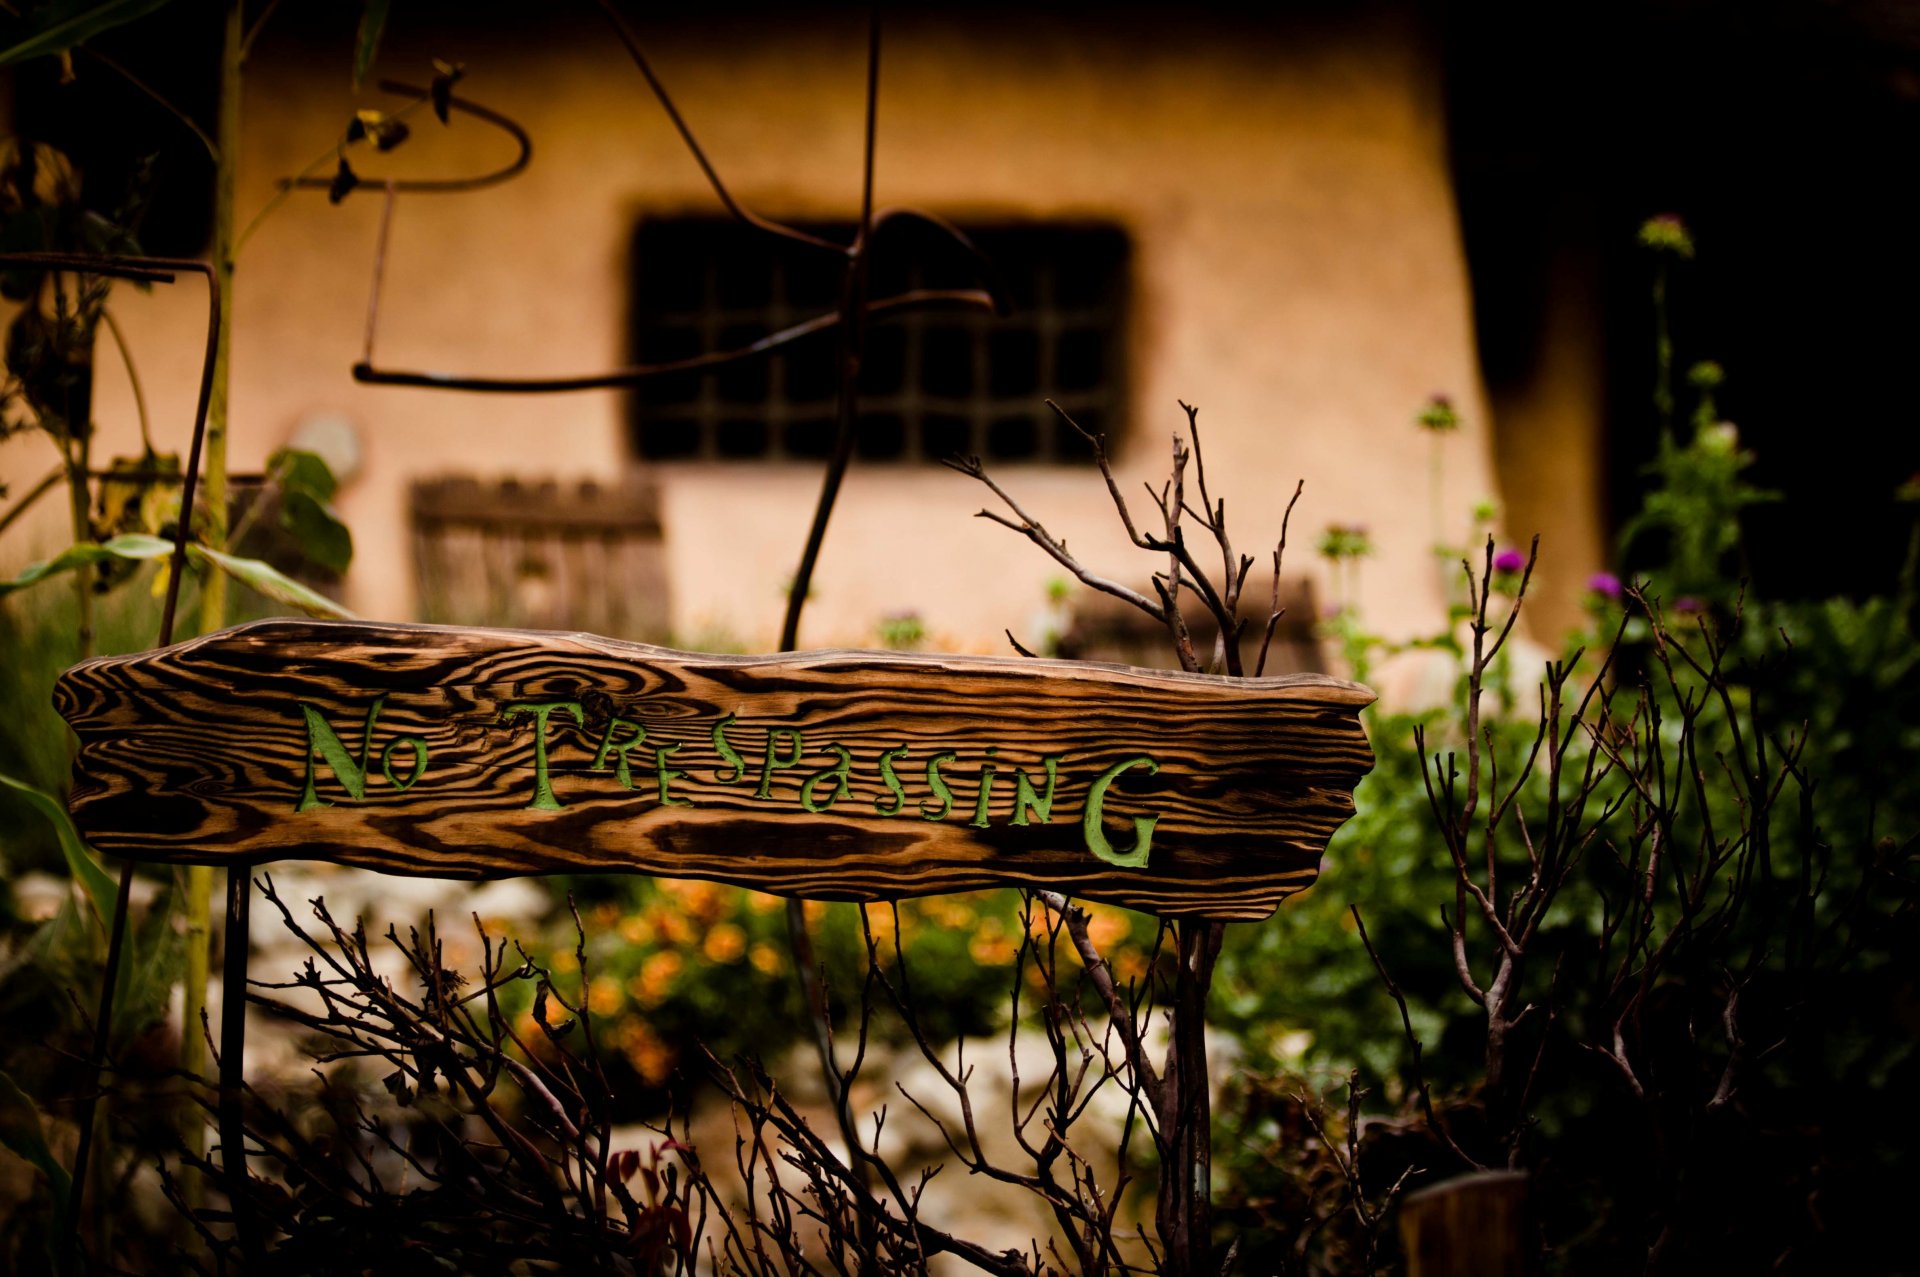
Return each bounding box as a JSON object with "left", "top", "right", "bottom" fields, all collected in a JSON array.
[{"left": 628, "top": 219, "right": 1128, "bottom": 464}]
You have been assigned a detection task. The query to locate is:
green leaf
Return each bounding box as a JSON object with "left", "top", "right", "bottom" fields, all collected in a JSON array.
[
  {"left": 280, "top": 489, "right": 354, "bottom": 576},
  {"left": 268, "top": 446, "right": 340, "bottom": 502},
  {"left": 0, "top": 0, "right": 174, "bottom": 66},
  {"left": 0, "top": 772, "right": 118, "bottom": 931},
  {"left": 352, "top": 0, "right": 391, "bottom": 90},
  {"left": 0, "top": 533, "right": 172, "bottom": 598},
  {"left": 0, "top": 1068, "right": 71, "bottom": 1213},
  {"left": 269, "top": 448, "right": 353, "bottom": 574},
  {"left": 188, "top": 544, "right": 355, "bottom": 619}
]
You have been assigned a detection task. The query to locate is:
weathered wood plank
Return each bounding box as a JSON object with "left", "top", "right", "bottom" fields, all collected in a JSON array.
[{"left": 54, "top": 620, "right": 1375, "bottom": 920}]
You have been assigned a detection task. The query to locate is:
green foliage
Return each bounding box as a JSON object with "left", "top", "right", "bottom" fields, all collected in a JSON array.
[
  {"left": 0, "top": 772, "right": 116, "bottom": 928},
  {"left": 876, "top": 610, "right": 925, "bottom": 651},
  {"left": 351, "top": 0, "right": 391, "bottom": 91},
  {"left": 192, "top": 543, "right": 354, "bottom": 618},
  {"left": 1218, "top": 217, "right": 1920, "bottom": 1272},
  {"left": 1617, "top": 378, "right": 1779, "bottom": 601},
  {"left": 268, "top": 447, "right": 354, "bottom": 576},
  {"left": 0, "top": 532, "right": 171, "bottom": 596},
  {"left": 0, "top": 0, "right": 173, "bottom": 68},
  {"left": 0, "top": 533, "right": 355, "bottom": 618}
]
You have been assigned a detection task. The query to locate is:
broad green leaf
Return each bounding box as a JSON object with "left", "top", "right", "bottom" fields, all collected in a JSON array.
[
  {"left": 280, "top": 488, "right": 354, "bottom": 576},
  {"left": 0, "top": 533, "right": 172, "bottom": 597},
  {"left": 0, "top": 0, "right": 174, "bottom": 66},
  {"left": 352, "top": 0, "right": 390, "bottom": 89},
  {"left": 269, "top": 446, "right": 340, "bottom": 502},
  {"left": 189, "top": 544, "right": 355, "bottom": 619},
  {"left": 0, "top": 771, "right": 118, "bottom": 931},
  {"left": 269, "top": 447, "right": 353, "bottom": 574}
]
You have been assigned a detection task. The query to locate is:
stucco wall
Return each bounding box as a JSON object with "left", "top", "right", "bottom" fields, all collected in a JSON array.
[{"left": 5, "top": 7, "right": 1515, "bottom": 659}]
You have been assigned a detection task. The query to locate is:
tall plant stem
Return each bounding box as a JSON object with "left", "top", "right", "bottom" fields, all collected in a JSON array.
[
  {"left": 66, "top": 445, "right": 93, "bottom": 660},
  {"left": 181, "top": 0, "right": 244, "bottom": 1200}
]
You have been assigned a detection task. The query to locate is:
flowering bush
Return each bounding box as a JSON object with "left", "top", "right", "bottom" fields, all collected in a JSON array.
[{"left": 527, "top": 877, "right": 1163, "bottom": 1112}]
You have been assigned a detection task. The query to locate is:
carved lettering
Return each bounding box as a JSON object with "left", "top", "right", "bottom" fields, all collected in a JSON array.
[
  {"left": 1011, "top": 755, "right": 1062, "bottom": 827},
  {"left": 591, "top": 716, "right": 647, "bottom": 789},
  {"left": 921, "top": 750, "right": 958, "bottom": 821},
  {"left": 755, "top": 727, "right": 805, "bottom": 800},
  {"left": 653, "top": 743, "right": 692, "bottom": 807},
  {"left": 874, "top": 745, "right": 911, "bottom": 816},
  {"left": 799, "top": 744, "right": 854, "bottom": 813},
  {"left": 296, "top": 696, "right": 384, "bottom": 811},
  {"left": 1082, "top": 756, "right": 1160, "bottom": 867},
  {"left": 500, "top": 701, "right": 583, "bottom": 811}
]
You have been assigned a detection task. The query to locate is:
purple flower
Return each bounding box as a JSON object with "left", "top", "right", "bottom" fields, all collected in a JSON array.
[
  {"left": 1588, "top": 572, "right": 1623, "bottom": 599},
  {"left": 1417, "top": 395, "right": 1459, "bottom": 433},
  {"left": 1673, "top": 596, "right": 1704, "bottom": 614},
  {"left": 1493, "top": 548, "right": 1526, "bottom": 574}
]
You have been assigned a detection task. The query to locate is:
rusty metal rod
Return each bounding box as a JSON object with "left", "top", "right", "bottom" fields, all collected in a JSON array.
[
  {"left": 281, "top": 82, "right": 533, "bottom": 195},
  {"left": 0, "top": 250, "right": 220, "bottom": 1272},
  {"left": 352, "top": 287, "right": 994, "bottom": 393}
]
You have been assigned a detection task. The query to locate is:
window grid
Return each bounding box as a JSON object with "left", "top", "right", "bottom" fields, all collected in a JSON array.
[{"left": 628, "top": 221, "right": 1126, "bottom": 464}]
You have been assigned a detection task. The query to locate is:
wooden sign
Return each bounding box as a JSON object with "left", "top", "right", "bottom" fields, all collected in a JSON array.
[{"left": 54, "top": 621, "right": 1374, "bottom": 920}]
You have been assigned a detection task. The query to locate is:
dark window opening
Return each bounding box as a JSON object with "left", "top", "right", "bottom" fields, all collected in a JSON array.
[{"left": 628, "top": 219, "right": 1128, "bottom": 464}]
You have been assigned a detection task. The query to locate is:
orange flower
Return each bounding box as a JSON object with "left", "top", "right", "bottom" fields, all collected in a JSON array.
[
  {"left": 649, "top": 906, "right": 695, "bottom": 948},
  {"left": 749, "top": 942, "right": 785, "bottom": 976},
  {"left": 1112, "top": 949, "right": 1150, "bottom": 987},
  {"left": 622, "top": 1021, "right": 677, "bottom": 1085},
  {"left": 628, "top": 951, "right": 684, "bottom": 1007},
  {"left": 1085, "top": 905, "right": 1132, "bottom": 951},
  {"left": 703, "top": 922, "right": 747, "bottom": 963},
  {"left": 968, "top": 917, "right": 1017, "bottom": 966},
  {"left": 587, "top": 975, "right": 625, "bottom": 1015}
]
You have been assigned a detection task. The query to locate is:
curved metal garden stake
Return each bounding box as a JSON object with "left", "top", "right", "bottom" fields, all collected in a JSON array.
[
  {"left": 0, "top": 249, "right": 218, "bottom": 1272},
  {"left": 329, "top": 77, "right": 1001, "bottom": 394}
]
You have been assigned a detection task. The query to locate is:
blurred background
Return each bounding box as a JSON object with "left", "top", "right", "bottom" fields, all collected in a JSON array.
[
  {"left": 8, "top": 1, "right": 1915, "bottom": 653},
  {"left": 4, "top": 2, "right": 1919, "bottom": 1272}
]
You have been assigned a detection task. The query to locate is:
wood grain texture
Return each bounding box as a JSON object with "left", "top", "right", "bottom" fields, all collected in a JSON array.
[{"left": 55, "top": 620, "right": 1375, "bottom": 920}]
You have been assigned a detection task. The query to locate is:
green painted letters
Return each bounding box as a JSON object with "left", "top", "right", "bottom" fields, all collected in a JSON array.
[
  {"left": 501, "top": 701, "right": 583, "bottom": 811},
  {"left": 755, "top": 728, "right": 806, "bottom": 800},
  {"left": 921, "top": 751, "right": 958, "bottom": 821},
  {"left": 711, "top": 711, "right": 746, "bottom": 784},
  {"left": 654, "top": 743, "right": 692, "bottom": 807},
  {"left": 380, "top": 735, "right": 428, "bottom": 791},
  {"left": 874, "top": 745, "right": 911, "bottom": 815},
  {"left": 799, "top": 744, "right": 854, "bottom": 813},
  {"left": 296, "top": 696, "right": 384, "bottom": 811},
  {"left": 970, "top": 749, "right": 1000, "bottom": 829},
  {"left": 591, "top": 717, "right": 647, "bottom": 789},
  {"left": 1081, "top": 756, "right": 1160, "bottom": 867},
  {"left": 1011, "top": 755, "right": 1062, "bottom": 826}
]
